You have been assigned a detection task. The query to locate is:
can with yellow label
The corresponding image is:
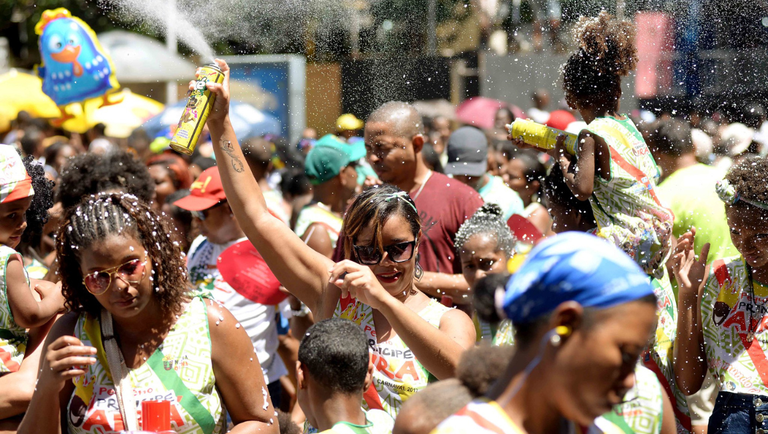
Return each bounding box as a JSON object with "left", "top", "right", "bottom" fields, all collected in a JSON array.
[
  {"left": 506, "top": 119, "right": 579, "bottom": 155},
  {"left": 170, "top": 64, "right": 225, "bottom": 155}
]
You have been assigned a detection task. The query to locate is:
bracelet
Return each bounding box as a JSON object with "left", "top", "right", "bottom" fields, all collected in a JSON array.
[{"left": 290, "top": 303, "right": 311, "bottom": 318}]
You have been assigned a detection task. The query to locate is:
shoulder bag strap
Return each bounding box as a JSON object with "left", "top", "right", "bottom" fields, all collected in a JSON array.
[{"left": 100, "top": 309, "right": 139, "bottom": 431}]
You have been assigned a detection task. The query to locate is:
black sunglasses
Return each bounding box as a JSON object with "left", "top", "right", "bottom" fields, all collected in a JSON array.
[{"left": 353, "top": 240, "right": 417, "bottom": 266}]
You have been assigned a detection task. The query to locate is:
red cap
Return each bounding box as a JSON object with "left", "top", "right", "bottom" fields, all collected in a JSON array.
[
  {"left": 545, "top": 110, "right": 577, "bottom": 132},
  {"left": 172, "top": 166, "right": 227, "bottom": 211}
]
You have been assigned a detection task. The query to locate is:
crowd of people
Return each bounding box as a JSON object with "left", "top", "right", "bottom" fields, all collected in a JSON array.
[{"left": 1, "top": 10, "right": 768, "bottom": 434}]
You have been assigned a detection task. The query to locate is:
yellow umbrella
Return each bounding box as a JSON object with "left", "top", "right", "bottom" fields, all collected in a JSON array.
[
  {"left": 90, "top": 89, "right": 164, "bottom": 138},
  {"left": 59, "top": 89, "right": 164, "bottom": 137},
  {"left": 0, "top": 69, "right": 61, "bottom": 130}
]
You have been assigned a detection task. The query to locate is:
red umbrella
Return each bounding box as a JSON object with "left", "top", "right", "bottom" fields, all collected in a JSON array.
[{"left": 455, "top": 97, "right": 527, "bottom": 130}]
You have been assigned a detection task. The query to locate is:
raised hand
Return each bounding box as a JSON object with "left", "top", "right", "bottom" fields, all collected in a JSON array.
[
  {"left": 204, "top": 58, "right": 231, "bottom": 123},
  {"left": 672, "top": 228, "right": 710, "bottom": 296},
  {"left": 328, "top": 260, "right": 391, "bottom": 310}
]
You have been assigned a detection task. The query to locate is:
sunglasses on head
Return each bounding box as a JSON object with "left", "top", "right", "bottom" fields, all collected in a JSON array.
[
  {"left": 353, "top": 240, "right": 417, "bottom": 266},
  {"left": 191, "top": 200, "right": 227, "bottom": 221},
  {"left": 82, "top": 258, "right": 147, "bottom": 295}
]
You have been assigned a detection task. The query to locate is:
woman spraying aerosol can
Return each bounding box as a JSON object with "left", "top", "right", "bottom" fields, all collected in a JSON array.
[{"left": 170, "top": 64, "right": 225, "bottom": 155}]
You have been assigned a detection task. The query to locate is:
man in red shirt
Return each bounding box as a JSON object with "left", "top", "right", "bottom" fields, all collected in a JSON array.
[{"left": 363, "top": 102, "right": 484, "bottom": 303}]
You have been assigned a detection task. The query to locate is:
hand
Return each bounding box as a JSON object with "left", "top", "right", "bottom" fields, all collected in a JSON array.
[
  {"left": 187, "top": 59, "right": 231, "bottom": 127},
  {"left": 554, "top": 134, "right": 574, "bottom": 167},
  {"left": 363, "top": 176, "right": 383, "bottom": 189},
  {"left": 328, "top": 260, "right": 391, "bottom": 310},
  {"left": 40, "top": 335, "right": 97, "bottom": 392},
  {"left": 507, "top": 135, "right": 538, "bottom": 151},
  {"left": 672, "top": 229, "right": 710, "bottom": 300},
  {"left": 33, "top": 280, "right": 65, "bottom": 311}
]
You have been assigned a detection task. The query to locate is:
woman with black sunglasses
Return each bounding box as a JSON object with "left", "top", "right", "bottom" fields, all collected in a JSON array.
[{"left": 200, "top": 59, "right": 476, "bottom": 419}]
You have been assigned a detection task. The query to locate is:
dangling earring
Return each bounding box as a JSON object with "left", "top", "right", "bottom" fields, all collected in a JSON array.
[{"left": 415, "top": 263, "right": 423, "bottom": 281}]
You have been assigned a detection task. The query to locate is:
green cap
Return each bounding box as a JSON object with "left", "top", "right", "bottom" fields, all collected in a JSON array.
[
  {"left": 314, "top": 134, "right": 366, "bottom": 161},
  {"left": 305, "top": 144, "right": 356, "bottom": 185}
]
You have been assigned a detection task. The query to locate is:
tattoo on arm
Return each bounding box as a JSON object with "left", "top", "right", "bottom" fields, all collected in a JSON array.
[{"left": 222, "top": 140, "right": 245, "bottom": 173}]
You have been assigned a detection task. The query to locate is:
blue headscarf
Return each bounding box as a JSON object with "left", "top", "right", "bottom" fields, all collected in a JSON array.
[{"left": 501, "top": 232, "right": 654, "bottom": 323}]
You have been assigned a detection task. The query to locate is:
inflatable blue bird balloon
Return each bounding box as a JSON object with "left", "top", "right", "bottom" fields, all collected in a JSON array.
[{"left": 35, "top": 8, "right": 121, "bottom": 124}]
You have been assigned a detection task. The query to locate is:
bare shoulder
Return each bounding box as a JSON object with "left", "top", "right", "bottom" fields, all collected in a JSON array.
[{"left": 438, "top": 307, "right": 475, "bottom": 348}]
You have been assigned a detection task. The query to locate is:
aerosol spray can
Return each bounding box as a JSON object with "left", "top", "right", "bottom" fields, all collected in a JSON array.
[
  {"left": 170, "top": 64, "right": 225, "bottom": 155},
  {"left": 506, "top": 119, "right": 579, "bottom": 155}
]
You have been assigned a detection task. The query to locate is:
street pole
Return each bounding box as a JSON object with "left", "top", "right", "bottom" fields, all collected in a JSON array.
[
  {"left": 428, "top": 0, "right": 437, "bottom": 55},
  {"left": 166, "top": 0, "right": 178, "bottom": 104}
]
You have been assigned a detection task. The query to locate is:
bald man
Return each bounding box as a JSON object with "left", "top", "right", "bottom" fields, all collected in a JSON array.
[{"left": 363, "top": 101, "right": 484, "bottom": 303}]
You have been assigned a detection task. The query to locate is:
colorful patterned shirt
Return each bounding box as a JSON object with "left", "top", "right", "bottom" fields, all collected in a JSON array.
[
  {"left": 590, "top": 366, "right": 664, "bottom": 434},
  {"left": 586, "top": 116, "right": 673, "bottom": 278},
  {"left": 0, "top": 245, "right": 28, "bottom": 373},
  {"left": 641, "top": 270, "right": 690, "bottom": 433},
  {"left": 701, "top": 256, "right": 768, "bottom": 395},
  {"left": 475, "top": 318, "right": 515, "bottom": 346},
  {"left": 335, "top": 297, "right": 450, "bottom": 418},
  {"left": 432, "top": 399, "right": 525, "bottom": 434},
  {"left": 67, "top": 296, "right": 226, "bottom": 434}
]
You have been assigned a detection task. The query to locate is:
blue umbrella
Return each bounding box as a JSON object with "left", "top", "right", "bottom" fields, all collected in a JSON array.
[{"left": 141, "top": 100, "right": 281, "bottom": 140}]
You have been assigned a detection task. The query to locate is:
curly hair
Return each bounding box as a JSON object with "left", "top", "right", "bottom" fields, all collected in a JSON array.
[
  {"left": 454, "top": 203, "right": 516, "bottom": 259},
  {"left": 56, "top": 193, "right": 190, "bottom": 318},
  {"left": 562, "top": 11, "right": 637, "bottom": 113},
  {"left": 457, "top": 344, "right": 514, "bottom": 397},
  {"left": 57, "top": 151, "right": 155, "bottom": 209},
  {"left": 725, "top": 156, "right": 768, "bottom": 214},
  {"left": 19, "top": 156, "right": 54, "bottom": 254}
]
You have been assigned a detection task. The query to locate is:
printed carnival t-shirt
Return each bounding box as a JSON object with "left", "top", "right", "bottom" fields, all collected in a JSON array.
[
  {"left": 586, "top": 116, "right": 673, "bottom": 278},
  {"left": 335, "top": 295, "right": 450, "bottom": 418},
  {"left": 701, "top": 256, "right": 768, "bottom": 395},
  {"left": 590, "top": 365, "right": 664, "bottom": 434},
  {"left": 412, "top": 172, "right": 483, "bottom": 274},
  {"left": 67, "top": 297, "right": 227, "bottom": 434}
]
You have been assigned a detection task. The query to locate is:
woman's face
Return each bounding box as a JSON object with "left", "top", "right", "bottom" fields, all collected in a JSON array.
[
  {"left": 502, "top": 158, "right": 533, "bottom": 203},
  {"left": 727, "top": 206, "right": 768, "bottom": 270},
  {"left": 548, "top": 301, "right": 657, "bottom": 425},
  {"left": 79, "top": 234, "right": 156, "bottom": 320},
  {"left": 148, "top": 165, "right": 176, "bottom": 209},
  {"left": 353, "top": 214, "right": 418, "bottom": 298},
  {"left": 460, "top": 234, "right": 508, "bottom": 289}
]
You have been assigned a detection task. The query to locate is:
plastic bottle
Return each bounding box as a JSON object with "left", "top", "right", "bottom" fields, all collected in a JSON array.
[{"left": 506, "top": 119, "right": 579, "bottom": 155}]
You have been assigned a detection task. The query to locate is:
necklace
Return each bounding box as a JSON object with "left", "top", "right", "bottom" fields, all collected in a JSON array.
[{"left": 410, "top": 170, "right": 433, "bottom": 201}]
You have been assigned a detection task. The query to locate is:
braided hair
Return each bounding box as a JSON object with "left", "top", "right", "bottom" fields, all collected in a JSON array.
[
  {"left": 454, "top": 203, "right": 516, "bottom": 259},
  {"left": 56, "top": 193, "right": 190, "bottom": 318},
  {"left": 562, "top": 11, "right": 637, "bottom": 114}
]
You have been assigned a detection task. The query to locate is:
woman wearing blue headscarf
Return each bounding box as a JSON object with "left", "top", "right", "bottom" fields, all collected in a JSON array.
[{"left": 433, "top": 232, "right": 662, "bottom": 434}]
